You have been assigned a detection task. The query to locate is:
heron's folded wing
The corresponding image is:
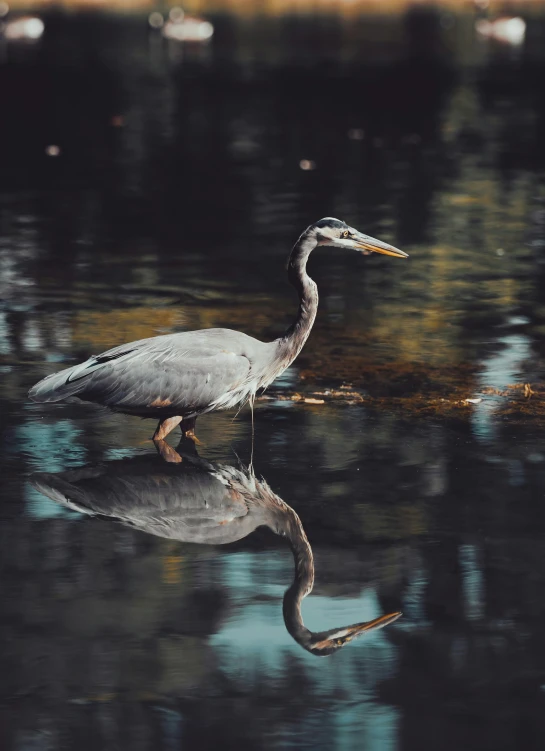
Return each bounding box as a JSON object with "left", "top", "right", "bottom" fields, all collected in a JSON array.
[
  {"left": 93, "top": 345, "right": 251, "bottom": 412},
  {"left": 28, "top": 335, "right": 162, "bottom": 402},
  {"left": 30, "top": 338, "right": 251, "bottom": 415}
]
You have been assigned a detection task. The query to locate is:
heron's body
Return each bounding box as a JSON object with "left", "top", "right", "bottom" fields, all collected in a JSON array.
[
  {"left": 30, "top": 328, "right": 277, "bottom": 419},
  {"left": 28, "top": 218, "right": 407, "bottom": 439}
]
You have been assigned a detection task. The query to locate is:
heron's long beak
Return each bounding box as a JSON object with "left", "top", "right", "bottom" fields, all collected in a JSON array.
[{"left": 353, "top": 232, "right": 408, "bottom": 258}]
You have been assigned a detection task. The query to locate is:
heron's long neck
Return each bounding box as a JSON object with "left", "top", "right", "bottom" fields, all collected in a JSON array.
[
  {"left": 278, "top": 233, "right": 319, "bottom": 366},
  {"left": 280, "top": 508, "right": 315, "bottom": 647}
]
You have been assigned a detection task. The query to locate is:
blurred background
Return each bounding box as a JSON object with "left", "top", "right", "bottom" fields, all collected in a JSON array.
[{"left": 2, "top": 1, "right": 545, "bottom": 750}]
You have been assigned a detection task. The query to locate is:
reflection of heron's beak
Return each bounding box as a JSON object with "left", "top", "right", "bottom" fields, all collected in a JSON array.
[
  {"left": 353, "top": 233, "right": 409, "bottom": 258},
  {"left": 312, "top": 610, "right": 403, "bottom": 652},
  {"left": 341, "top": 611, "right": 403, "bottom": 640}
]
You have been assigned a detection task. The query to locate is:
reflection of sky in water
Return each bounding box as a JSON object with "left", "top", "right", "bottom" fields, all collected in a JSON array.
[
  {"left": 267, "top": 704, "right": 399, "bottom": 751},
  {"left": 16, "top": 420, "right": 85, "bottom": 519},
  {"left": 155, "top": 707, "right": 185, "bottom": 751},
  {"left": 401, "top": 560, "right": 429, "bottom": 627},
  {"left": 272, "top": 365, "right": 298, "bottom": 389},
  {"left": 459, "top": 544, "right": 484, "bottom": 622},
  {"left": 472, "top": 330, "right": 532, "bottom": 441},
  {"left": 0, "top": 311, "right": 12, "bottom": 354},
  {"left": 335, "top": 705, "right": 399, "bottom": 751},
  {"left": 104, "top": 446, "right": 145, "bottom": 461},
  {"left": 22, "top": 318, "right": 43, "bottom": 350}
]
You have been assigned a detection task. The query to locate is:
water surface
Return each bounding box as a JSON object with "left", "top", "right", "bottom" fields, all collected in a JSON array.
[{"left": 2, "top": 9, "right": 545, "bottom": 751}]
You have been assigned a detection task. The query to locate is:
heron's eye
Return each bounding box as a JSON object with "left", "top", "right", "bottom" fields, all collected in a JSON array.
[
  {"left": 342, "top": 230, "right": 349, "bottom": 239},
  {"left": 336, "top": 639, "right": 344, "bottom": 645}
]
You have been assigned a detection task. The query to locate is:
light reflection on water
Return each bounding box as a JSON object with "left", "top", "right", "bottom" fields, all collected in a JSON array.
[
  {"left": 1, "top": 8, "right": 545, "bottom": 751},
  {"left": 472, "top": 330, "right": 533, "bottom": 440}
]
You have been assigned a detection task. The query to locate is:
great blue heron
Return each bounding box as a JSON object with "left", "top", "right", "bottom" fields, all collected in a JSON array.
[
  {"left": 30, "top": 443, "right": 402, "bottom": 655},
  {"left": 28, "top": 218, "right": 408, "bottom": 440}
]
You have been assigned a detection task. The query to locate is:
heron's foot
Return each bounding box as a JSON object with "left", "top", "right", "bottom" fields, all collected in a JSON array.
[
  {"left": 182, "top": 428, "right": 202, "bottom": 446},
  {"left": 153, "top": 439, "right": 183, "bottom": 464},
  {"left": 180, "top": 417, "right": 201, "bottom": 445}
]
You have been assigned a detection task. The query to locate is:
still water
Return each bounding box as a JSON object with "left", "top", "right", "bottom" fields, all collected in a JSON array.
[{"left": 2, "top": 8, "right": 545, "bottom": 751}]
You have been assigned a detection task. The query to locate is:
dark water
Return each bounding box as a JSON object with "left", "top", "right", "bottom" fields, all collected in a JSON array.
[{"left": 2, "top": 8, "right": 545, "bottom": 751}]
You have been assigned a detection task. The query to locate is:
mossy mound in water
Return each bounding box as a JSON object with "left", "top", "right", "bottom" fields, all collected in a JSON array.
[{"left": 260, "top": 359, "right": 545, "bottom": 424}]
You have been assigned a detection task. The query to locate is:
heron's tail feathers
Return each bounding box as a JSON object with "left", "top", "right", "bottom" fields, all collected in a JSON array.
[
  {"left": 28, "top": 365, "right": 89, "bottom": 403},
  {"left": 29, "top": 345, "right": 139, "bottom": 402}
]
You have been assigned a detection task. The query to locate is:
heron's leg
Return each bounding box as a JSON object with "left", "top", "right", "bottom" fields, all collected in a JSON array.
[
  {"left": 153, "top": 415, "right": 183, "bottom": 441},
  {"left": 153, "top": 438, "right": 183, "bottom": 463},
  {"left": 180, "top": 417, "right": 201, "bottom": 445}
]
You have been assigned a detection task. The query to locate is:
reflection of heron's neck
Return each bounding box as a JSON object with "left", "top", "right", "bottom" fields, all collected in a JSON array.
[
  {"left": 279, "top": 232, "right": 319, "bottom": 365},
  {"left": 278, "top": 506, "right": 316, "bottom": 649}
]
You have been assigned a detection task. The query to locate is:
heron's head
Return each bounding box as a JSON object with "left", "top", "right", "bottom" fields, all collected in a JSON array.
[
  {"left": 311, "top": 217, "right": 408, "bottom": 259},
  {"left": 306, "top": 611, "right": 402, "bottom": 656}
]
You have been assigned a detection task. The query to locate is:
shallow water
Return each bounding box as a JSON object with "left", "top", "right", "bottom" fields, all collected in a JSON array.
[{"left": 2, "top": 9, "right": 545, "bottom": 751}]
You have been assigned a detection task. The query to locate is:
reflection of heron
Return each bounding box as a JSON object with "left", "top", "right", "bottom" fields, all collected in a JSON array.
[
  {"left": 29, "top": 218, "right": 407, "bottom": 441},
  {"left": 30, "top": 442, "right": 401, "bottom": 655}
]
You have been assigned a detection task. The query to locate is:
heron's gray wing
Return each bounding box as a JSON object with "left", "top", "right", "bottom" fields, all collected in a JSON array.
[
  {"left": 29, "top": 334, "right": 167, "bottom": 402},
  {"left": 29, "top": 333, "right": 253, "bottom": 414},
  {"left": 83, "top": 345, "right": 252, "bottom": 414}
]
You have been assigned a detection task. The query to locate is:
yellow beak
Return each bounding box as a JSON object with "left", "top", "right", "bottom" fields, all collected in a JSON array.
[{"left": 353, "top": 233, "right": 409, "bottom": 258}]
